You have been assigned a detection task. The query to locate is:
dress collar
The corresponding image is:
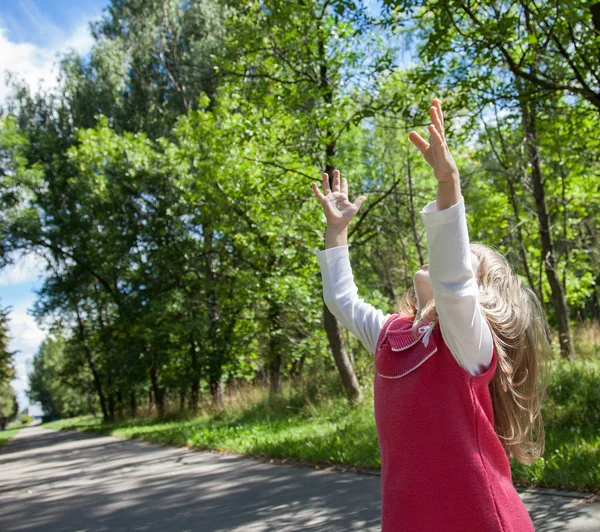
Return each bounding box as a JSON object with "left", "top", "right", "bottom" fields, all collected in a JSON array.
[{"left": 386, "top": 317, "right": 436, "bottom": 351}]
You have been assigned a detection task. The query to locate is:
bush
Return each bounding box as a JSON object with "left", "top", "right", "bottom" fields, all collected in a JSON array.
[{"left": 20, "top": 416, "right": 33, "bottom": 425}]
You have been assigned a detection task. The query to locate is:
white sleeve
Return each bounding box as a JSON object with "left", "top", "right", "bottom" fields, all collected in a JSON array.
[
  {"left": 315, "top": 245, "right": 390, "bottom": 355},
  {"left": 420, "top": 196, "right": 494, "bottom": 376}
]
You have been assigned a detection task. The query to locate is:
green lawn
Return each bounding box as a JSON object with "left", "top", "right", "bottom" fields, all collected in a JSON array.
[
  {"left": 45, "top": 355, "right": 600, "bottom": 495},
  {"left": 0, "top": 427, "right": 21, "bottom": 448}
]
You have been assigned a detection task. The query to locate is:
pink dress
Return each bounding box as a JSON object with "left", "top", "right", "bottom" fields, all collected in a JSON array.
[{"left": 374, "top": 313, "right": 535, "bottom": 532}]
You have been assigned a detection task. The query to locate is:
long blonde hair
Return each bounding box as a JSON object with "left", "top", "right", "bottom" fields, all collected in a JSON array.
[{"left": 397, "top": 242, "right": 551, "bottom": 465}]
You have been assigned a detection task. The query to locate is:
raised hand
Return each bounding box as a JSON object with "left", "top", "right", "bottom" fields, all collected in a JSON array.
[
  {"left": 311, "top": 169, "right": 366, "bottom": 228},
  {"left": 408, "top": 98, "right": 459, "bottom": 183}
]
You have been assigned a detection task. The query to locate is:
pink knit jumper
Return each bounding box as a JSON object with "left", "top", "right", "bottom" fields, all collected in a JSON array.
[{"left": 374, "top": 313, "right": 535, "bottom": 532}]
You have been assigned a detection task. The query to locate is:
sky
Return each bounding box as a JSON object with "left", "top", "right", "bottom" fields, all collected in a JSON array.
[{"left": 1, "top": 0, "right": 107, "bottom": 410}]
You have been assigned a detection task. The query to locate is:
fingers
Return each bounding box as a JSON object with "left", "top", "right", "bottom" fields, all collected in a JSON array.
[
  {"left": 432, "top": 98, "right": 444, "bottom": 125},
  {"left": 322, "top": 172, "right": 331, "bottom": 195},
  {"left": 428, "top": 124, "right": 444, "bottom": 152},
  {"left": 321, "top": 169, "right": 346, "bottom": 194},
  {"left": 311, "top": 181, "right": 325, "bottom": 201},
  {"left": 429, "top": 105, "right": 444, "bottom": 140},
  {"left": 332, "top": 169, "right": 341, "bottom": 193},
  {"left": 408, "top": 131, "right": 430, "bottom": 154},
  {"left": 432, "top": 98, "right": 445, "bottom": 137},
  {"left": 353, "top": 195, "right": 367, "bottom": 211}
]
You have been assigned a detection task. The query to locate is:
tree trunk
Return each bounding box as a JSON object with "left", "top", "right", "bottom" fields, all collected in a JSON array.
[
  {"left": 149, "top": 363, "right": 165, "bottom": 417},
  {"left": 269, "top": 353, "right": 283, "bottom": 396},
  {"left": 108, "top": 394, "right": 115, "bottom": 421},
  {"left": 129, "top": 390, "right": 137, "bottom": 417},
  {"left": 190, "top": 379, "right": 200, "bottom": 412},
  {"left": 267, "top": 304, "right": 283, "bottom": 396},
  {"left": 323, "top": 300, "right": 363, "bottom": 403},
  {"left": 189, "top": 332, "right": 200, "bottom": 411},
  {"left": 591, "top": 3, "right": 600, "bottom": 34},
  {"left": 290, "top": 353, "right": 306, "bottom": 379},
  {"left": 87, "top": 389, "right": 97, "bottom": 418},
  {"left": 204, "top": 227, "right": 225, "bottom": 407},
  {"left": 520, "top": 95, "right": 574, "bottom": 359},
  {"left": 505, "top": 168, "right": 553, "bottom": 346},
  {"left": 117, "top": 388, "right": 124, "bottom": 418},
  {"left": 210, "top": 376, "right": 224, "bottom": 407},
  {"left": 76, "top": 309, "right": 109, "bottom": 420},
  {"left": 505, "top": 172, "right": 536, "bottom": 293},
  {"left": 106, "top": 372, "right": 116, "bottom": 421}
]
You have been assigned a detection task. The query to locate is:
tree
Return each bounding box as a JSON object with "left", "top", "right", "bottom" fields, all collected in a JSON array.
[
  {"left": 0, "top": 383, "right": 18, "bottom": 430},
  {"left": 59, "top": 0, "right": 225, "bottom": 138},
  {"left": 216, "top": 0, "right": 397, "bottom": 401},
  {"left": 28, "top": 334, "right": 95, "bottom": 418},
  {"left": 0, "top": 301, "right": 16, "bottom": 385},
  {"left": 380, "top": 0, "right": 589, "bottom": 358},
  {"left": 382, "top": 1, "right": 600, "bottom": 111}
]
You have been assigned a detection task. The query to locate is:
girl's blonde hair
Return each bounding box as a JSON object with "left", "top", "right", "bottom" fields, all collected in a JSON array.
[{"left": 397, "top": 242, "right": 551, "bottom": 465}]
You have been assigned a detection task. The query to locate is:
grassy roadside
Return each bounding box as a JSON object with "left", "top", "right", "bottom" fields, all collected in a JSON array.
[
  {"left": 45, "top": 354, "right": 600, "bottom": 495},
  {"left": 45, "top": 387, "right": 382, "bottom": 470},
  {"left": 0, "top": 427, "right": 21, "bottom": 449}
]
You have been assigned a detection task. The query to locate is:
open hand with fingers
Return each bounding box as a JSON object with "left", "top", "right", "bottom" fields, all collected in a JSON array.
[
  {"left": 409, "top": 98, "right": 459, "bottom": 183},
  {"left": 311, "top": 169, "right": 367, "bottom": 228}
]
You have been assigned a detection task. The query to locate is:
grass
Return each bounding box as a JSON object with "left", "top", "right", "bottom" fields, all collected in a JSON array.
[
  {"left": 45, "top": 377, "right": 382, "bottom": 470},
  {"left": 0, "top": 427, "right": 21, "bottom": 448},
  {"left": 45, "top": 325, "right": 600, "bottom": 495},
  {"left": 511, "top": 356, "right": 600, "bottom": 493}
]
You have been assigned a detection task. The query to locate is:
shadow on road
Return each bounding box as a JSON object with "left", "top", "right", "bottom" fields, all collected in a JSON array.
[
  {"left": 1, "top": 427, "right": 598, "bottom": 531},
  {"left": 0, "top": 426, "right": 381, "bottom": 531}
]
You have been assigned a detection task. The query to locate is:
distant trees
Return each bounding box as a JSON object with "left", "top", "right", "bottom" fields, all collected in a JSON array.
[
  {"left": 0, "top": 301, "right": 15, "bottom": 385},
  {"left": 0, "top": 300, "right": 17, "bottom": 429},
  {"left": 0, "top": 383, "right": 19, "bottom": 430},
  {"left": 28, "top": 334, "right": 95, "bottom": 418}
]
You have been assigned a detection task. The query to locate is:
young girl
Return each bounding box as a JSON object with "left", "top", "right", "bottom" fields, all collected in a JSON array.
[{"left": 310, "top": 99, "right": 550, "bottom": 531}]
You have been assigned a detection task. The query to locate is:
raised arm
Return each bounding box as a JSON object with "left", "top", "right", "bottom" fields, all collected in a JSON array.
[
  {"left": 409, "top": 99, "right": 493, "bottom": 375},
  {"left": 311, "top": 171, "right": 390, "bottom": 355}
]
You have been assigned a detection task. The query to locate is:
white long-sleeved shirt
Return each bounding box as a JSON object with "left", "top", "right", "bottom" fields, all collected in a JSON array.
[{"left": 315, "top": 196, "right": 494, "bottom": 377}]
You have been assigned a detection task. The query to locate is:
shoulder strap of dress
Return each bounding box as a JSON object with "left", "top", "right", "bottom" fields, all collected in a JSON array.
[{"left": 376, "top": 314, "right": 406, "bottom": 351}]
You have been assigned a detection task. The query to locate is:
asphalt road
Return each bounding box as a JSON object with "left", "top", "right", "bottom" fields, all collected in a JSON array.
[{"left": 1, "top": 425, "right": 598, "bottom": 531}]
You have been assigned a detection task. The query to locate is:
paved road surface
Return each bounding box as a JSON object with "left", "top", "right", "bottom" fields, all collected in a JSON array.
[{"left": 1, "top": 425, "right": 598, "bottom": 531}]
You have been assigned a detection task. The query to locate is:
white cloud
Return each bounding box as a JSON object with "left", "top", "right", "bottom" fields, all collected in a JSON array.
[
  {"left": 7, "top": 301, "right": 46, "bottom": 352},
  {"left": 0, "top": 19, "right": 95, "bottom": 105},
  {"left": 7, "top": 297, "right": 48, "bottom": 410},
  {"left": 0, "top": 251, "right": 47, "bottom": 286},
  {"left": 62, "top": 22, "right": 95, "bottom": 56}
]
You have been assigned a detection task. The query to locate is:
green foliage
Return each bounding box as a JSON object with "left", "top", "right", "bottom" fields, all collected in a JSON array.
[
  {"left": 28, "top": 335, "right": 95, "bottom": 418},
  {"left": 0, "top": 382, "right": 18, "bottom": 420},
  {"left": 511, "top": 355, "right": 600, "bottom": 492},
  {"left": 20, "top": 416, "right": 33, "bottom": 425},
  {"left": 59, "top": 0, "right": 225, "bottom": 138},
  {"left": 0, "top": 299, "right": 16, "bottom": 385}
]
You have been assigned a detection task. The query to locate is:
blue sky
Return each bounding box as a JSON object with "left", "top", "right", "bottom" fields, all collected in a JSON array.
[
  {"left": 0, "top": 0, "right": 105, "bottom": 47},
  {"left": 1, "top": 0, "right": 108, "bottom": 410}
]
